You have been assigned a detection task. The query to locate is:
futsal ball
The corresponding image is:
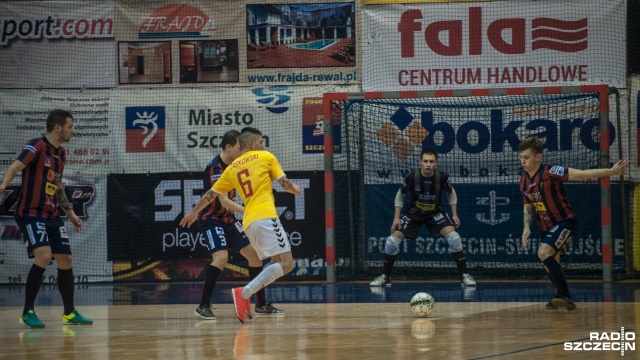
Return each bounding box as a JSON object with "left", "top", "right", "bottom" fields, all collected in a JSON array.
[{"left": 410, "top": 292, "right": 435, "bottom": 317}]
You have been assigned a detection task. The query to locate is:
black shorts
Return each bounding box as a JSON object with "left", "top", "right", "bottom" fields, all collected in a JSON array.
[
  {"left": 197, "top": 218, "right": 250, "bottom": 254},
  {"left": 541, "top": 219, "right": 577, "bottom": 253},
  {"left": 15, "top": 216, "right": 70, "bottom": 258},
  {"left": 398, "top": 210, "right": 454, "bottom": 239}
]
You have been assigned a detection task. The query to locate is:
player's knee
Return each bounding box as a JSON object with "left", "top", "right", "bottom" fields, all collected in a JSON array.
[
  {"left": 384, "top": 235, "right": 402, "bottom": 255},
  {"left": 280, "top": 257, "right": 294, "bottom": 274},
  {"left": 33, "top": 248, "right": 53, "bottom": 266},
  {"left": 211, "top": 251, "right": 229, "bottom": 269},
  {"left": 537, "top": 244, "right": 554, "bottom": 261},
  {"left": 445, "top": 231, "right": 462, "bottom": 253}
]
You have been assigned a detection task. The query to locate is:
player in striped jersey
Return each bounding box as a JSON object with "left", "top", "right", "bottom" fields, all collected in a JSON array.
[
  {"left": 194, "top": 130, "right": 284, "bottom": 320},
  {"left": 0, "top": 109, "right": 92, "bottom": 328},
  {"left": 181, "top": 127, "right": 301, "bottom": 323},
  {"left": 518, "top": 136, "right": 629, "bottom": 311}
]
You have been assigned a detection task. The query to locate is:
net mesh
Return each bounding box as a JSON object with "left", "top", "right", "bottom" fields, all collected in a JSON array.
[{"left": 331, "top": 92, "right": 623, "bottom": 280}]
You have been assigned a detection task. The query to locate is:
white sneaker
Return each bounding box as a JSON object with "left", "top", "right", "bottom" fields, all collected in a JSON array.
[
  {"left": 370, "top": 275, "right": 391, "bottom": 286},
  {"left": 461, "top": 273, "right": 476, "bottom": 286}
]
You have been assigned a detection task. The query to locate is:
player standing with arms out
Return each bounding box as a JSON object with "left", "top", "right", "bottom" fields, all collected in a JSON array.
[
  {"left": 181, "top": 127, "right": 301, "bottom": 323},
  {"left": 0, "top": 109, "right": 92, "bottom": 328},
  {"left": 518, "top": 136, "right": 629, "bottom": 311},
  {"left": 194, "top": 130, "right": 284, "bottom": 320},
  {"left": 370, "top": 148, "right": 476, "bottom": 287}
]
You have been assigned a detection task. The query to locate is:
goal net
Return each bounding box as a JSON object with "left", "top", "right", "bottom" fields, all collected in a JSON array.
[{"left": 325, "top": 87, "right": 621, "bottom": 281}]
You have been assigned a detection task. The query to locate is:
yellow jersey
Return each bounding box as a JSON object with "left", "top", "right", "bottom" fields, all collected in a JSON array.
[{"left": 212, "top": 150, "right": 285, "bottom": 229}]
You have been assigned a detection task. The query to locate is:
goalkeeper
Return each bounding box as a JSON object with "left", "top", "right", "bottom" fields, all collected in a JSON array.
[{"left": 370, "top": 148, "right": 476, "bottom": 287}]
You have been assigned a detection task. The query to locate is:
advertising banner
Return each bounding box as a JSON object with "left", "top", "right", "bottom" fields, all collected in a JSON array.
[
  {"left": 362, "top": 0, "right": 626, "bottom": 91},
  {"left": 364, "top": 184, "right": 627, "bottom": 271},
  {"left": 0, "top": 90, "right": 114, "bottom": 177},
  {"left": 0, "top": 1, "right": 115, "bottom": 88},
  {"left": 116, "top": 1, "right": 358, "bottom": 86},
  {"left": 109, "top": 85, "right": 355, "bottom": 174},
  {"left": 107, "top": 171, "right": 325, "bottom": 261}
]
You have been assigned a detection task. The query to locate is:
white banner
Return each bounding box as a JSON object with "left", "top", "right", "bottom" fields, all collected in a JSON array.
[
  {"left": 362, "top": 0, "right": 626, "bottom": 91},
  {"left": 0, "top": 1, "right": 115, "bottom": 88},
  {"left": 0, "top": 90, "right": 114, "bottom": 177},
  {"left": 109, "top": 84, "right": 357, "bottom": 173}
]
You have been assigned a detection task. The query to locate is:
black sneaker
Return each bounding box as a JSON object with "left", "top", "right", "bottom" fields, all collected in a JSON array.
[
  {"left": 545, "top": 296, "right": 559, "bottom": 310},
  {"left": 255, "top": 303, "right": 285, "bottom": 317},
  {"left": 551, "top": 296, "right": 576, "bottom": 311},
  {"left": 195, "top": 305, "right": 217, "bottom": 320},
  {"left": 545, "top": 302, "right": 558, "bottom": 310}
]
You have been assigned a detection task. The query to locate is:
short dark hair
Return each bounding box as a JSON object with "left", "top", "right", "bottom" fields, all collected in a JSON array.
[
  {"left": 239, "top": 127, "right": 262, "bottom": 150},
  {"left": 420, "top": 147, "right": 438, "bottom": 161},
  {"left": 518, "top": 136, "right": 543, "bottom": 154},
  {"left": 46, "top": 109, "right": 73, "bottom": 132},
  {"left": 220, "top": 130, "right": 240, "bottom": 150}
]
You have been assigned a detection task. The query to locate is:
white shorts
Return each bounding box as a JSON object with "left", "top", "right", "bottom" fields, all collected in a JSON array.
[{"left": 244, "top": 218, "right": 291, "bottom": 260}]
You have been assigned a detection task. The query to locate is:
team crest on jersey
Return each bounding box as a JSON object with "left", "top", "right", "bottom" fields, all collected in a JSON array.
[
  {"left": 550, "top": 166, "right": 565, "bottom": 175},
  {"left": 44, "top": 156, "right": 52, "bottom": 168}
]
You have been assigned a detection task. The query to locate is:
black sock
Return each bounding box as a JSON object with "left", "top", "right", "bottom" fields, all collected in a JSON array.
[
  {"left": 547, "top": 273, "right": 559, "bottom": 296},
  {"left": 383, "top": 254, "right": 397, "bottom": 278},
  {"left": 249, "top": 266, "right": 266, "bottom": 307},
  {"left": 200, "top": 265, "right": 221, "bottom": 307},
  {"left": 452, "top": 251, "right": 468, "bottom": 275},
  {"left": 542, "top": 256, "right": 570, "bottom": 298},
  {"left": 24, "top": 264, "right": 46, "bottom": 315},
  {"left": 58, "top": 268, "right": 75, "bottom": 315}
]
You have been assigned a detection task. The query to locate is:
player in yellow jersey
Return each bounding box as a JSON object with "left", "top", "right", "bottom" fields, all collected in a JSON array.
[{"left": 180, "top": 127, "right": 301, "bottom": 323}]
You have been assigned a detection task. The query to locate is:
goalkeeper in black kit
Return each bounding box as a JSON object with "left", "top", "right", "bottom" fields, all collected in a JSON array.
[{"left": 370, "top": 148, "right": 476, "bottom": 287}]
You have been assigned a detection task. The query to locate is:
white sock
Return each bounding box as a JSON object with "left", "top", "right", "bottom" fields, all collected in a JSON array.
[{"left": 241, "top": 263, "right": 284, "bottom": 299}]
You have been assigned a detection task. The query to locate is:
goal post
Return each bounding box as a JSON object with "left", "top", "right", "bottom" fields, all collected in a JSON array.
[{"left": 323, "top": 85, "right": 616, "bottom": 282}]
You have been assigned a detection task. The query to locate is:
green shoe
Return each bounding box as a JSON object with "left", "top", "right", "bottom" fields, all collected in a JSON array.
[
  {"left": 62, "top": 310, "right": 93, "bottom": 325},
  {"left": 19, "top": 309, "right": 45, "bottom": 329}
]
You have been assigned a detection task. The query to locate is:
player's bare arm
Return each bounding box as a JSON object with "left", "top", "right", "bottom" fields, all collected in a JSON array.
[
  {"left": 219, "top": 192, "right": 244, "bottom": 214},
  {"left": 179, "top": 189, "right": 220, "bottom": 228},
  {"left": 522, "top": 204, "right": 534, "bottom": 247},
  {"left": 278, "top": 176, "right": 302, "bottom": 196},
  {"left": 567, "top": 159, "right": 630, "bottom": 181},
  {"left": 0, "top": 160, "right": 25, "bottom": 191},
  {"left": 56, "top": 183, "right": 83, "bottom": 231}
]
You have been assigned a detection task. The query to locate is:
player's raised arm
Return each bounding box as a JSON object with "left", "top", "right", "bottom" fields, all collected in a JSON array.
[
  {"left": 179, "top": 189, "right": 221, "bottom": 228},
  {"left": 567, "top": 159, "right": 629, "bottom": 181}
]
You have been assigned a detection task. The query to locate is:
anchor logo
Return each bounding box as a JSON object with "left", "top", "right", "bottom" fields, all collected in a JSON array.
[{"left": 475, "top": 191, "right": 510, "bottom": 225}]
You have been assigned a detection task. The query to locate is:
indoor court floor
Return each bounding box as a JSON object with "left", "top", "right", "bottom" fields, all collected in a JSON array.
[{"left": 0, "top": 280, "right": 637, "bottom": 360}]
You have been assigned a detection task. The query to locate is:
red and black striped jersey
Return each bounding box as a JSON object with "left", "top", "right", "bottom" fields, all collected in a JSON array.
[
  {"left": 198, "top": 154, "right": 237, "bottom": 224},
  {"left": 15, "top": 137, "right": 66, "bottom": 219},
  {"left": 519, "top": 164, "right": 575, "bottom": 232}
]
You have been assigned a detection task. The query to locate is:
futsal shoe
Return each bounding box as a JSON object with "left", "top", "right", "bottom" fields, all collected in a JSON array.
[
  {"left": 545, "top": 296, "right": 559, "bottom": 310},
  {"left": 551, "top": 296, "right": 576, "bottom": 311},
  {"left": 461, "top": 273, "right": 476, "bottom": 286},
  {"left": 255, "top": 303, "right": 285, "bottom": 317},
  {"left": 370, "top": 275, "right": 391, "bottom": 286},
  {"left": 62, "top": 310, "right": 93, "bottom": 325},
  {"left": 195, "top": 305, "right": 217, "bottom": 320},
  {"left": 232, "top": 287, "right": 249, "bottom": 323},
  {"left": 19, "top": 309, "right": 45, "bottom": 329}
]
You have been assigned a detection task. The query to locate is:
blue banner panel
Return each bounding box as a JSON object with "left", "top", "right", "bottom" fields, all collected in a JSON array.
[{"left": 364, "top": 183, "right": 625, "bottom": 271}]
